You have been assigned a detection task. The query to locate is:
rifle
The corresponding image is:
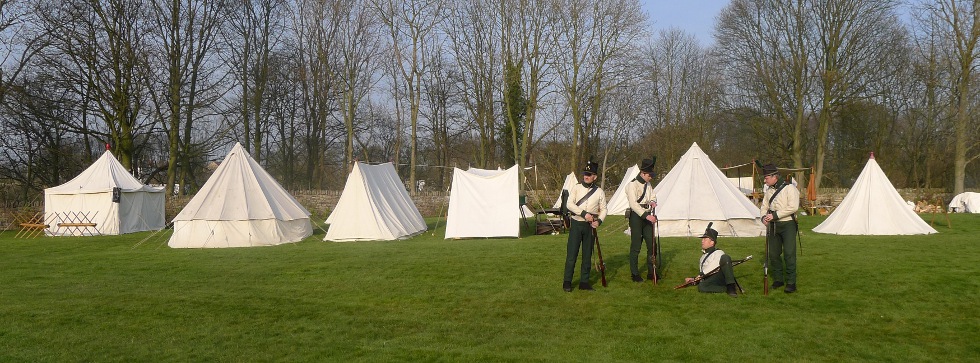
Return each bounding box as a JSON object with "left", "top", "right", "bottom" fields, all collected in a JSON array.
[
  {"left": 560, "top": 190, "right": 570, "bottom": 229},
  {"left": 674, "top": 255, "right": 753, "bottom": 289},
  {"left": 650, "top": 205, "right": 659, "bottom": 285},
  {"left": 592, "top": 225, "right": 607, "bottom": 287},
  {"left": 764, "top": 217, "right": 772, "bottom": 296},
  {"left": 755, "top": 159, "right": 772, "bottom": 296}
]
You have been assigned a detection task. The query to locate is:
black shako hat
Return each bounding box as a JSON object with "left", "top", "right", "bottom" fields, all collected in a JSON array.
[
  {"left": 583, "top": 159, "right": 599, "bottom": 175},
  {"left": 699, "top": 222, "right": 718, "bottom": 242},
  {"left": 640, "top": 157, "right": 657, "bottom": 174},
  {"left": 761, "top": 163, "right": 779, "bottom": 176}
]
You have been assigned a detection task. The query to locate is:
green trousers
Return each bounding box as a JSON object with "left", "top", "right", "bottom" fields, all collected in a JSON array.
[
  {"left": 698, "top": 254, "right": 736, "bottom": 293},
  {"left": 564, "top": 220, "right": 594, "bottom": 283},
  {"left": 628, "top": 212, "right": 657, "bottom": 276},
  {"left": 767, "top": 220, "right": 798, "bottom": 284}
]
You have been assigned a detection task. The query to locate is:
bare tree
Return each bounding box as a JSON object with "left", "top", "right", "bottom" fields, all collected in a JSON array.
[
  {"left": 445, "top": 0, "right": 499, "bottom": 167},
  {"left": 222, "top": 0, "right": 288, "bottom": 162},
  {"left": 922, "top": 0, "right": 980, "bottom": 194},
  {"left": 641, "top": 28, "right": 721, "bottom": 161},
  {"left": 292, "top": 0, "right": 344, "bottom": 188},
  {"left": 34, "top": 0, "right": 153, "bottom": 171},
  {"left": 335, "top": 0, "right": 382, "bottom": 172},
  {"left": 499, "top": 0, "right": 556, "bottom": 191},
  {"left": 372, "top": 0, "right": 444, "bottom": 193},
  {"left": 145, "top": 0, "right": 226, "bottom": 195},
  {"left": 811, "top": 0, "right": 903, "bottom": 190},
  {"left": 717, "top": 0, "right": 814, "bottom": 173},
  {"left": 550, "top": 0, "right": 646, "bottom": 171}
]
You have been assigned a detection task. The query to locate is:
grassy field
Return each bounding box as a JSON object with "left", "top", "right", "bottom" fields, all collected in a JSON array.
[{"left": 1, "top": 214, "right": 978, "bottom": 362}]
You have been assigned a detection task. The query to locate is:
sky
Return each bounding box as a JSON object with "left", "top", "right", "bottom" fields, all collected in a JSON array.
[{"left": 641, "top": 0, "right": 732, "bottom": 46}]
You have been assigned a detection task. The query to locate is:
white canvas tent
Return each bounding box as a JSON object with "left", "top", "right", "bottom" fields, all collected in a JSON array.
[
  {"left": 652, "top": 143, "right": 765, "bottom": 237},
  {"left": 324, "top": 162, "right": 426, "bottom": 241},
  {"left": 813, "top": 155, "right": 937, "bottom": 235},
  {"left": 445, "top": 166, "right": 520, "bottom": 238},
  {"left": 552, "top": 172, "right": 578, "bottom": 208},
  {"left": 44, "top": 150, "right": 165, "bottom": 236},
  {"left": 169, "top": 143, "right": 312, "bottom": 248},
  {"left": 949, "top": 192, "right": 980, "bottom": 213},
  {"left": 606, "top": 165, "right": 641, "bottom": 216}
]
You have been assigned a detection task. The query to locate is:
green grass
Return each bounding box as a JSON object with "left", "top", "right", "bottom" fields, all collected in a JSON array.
[{"left": 1, "top": 215, "right": 978, "bottom": 362}]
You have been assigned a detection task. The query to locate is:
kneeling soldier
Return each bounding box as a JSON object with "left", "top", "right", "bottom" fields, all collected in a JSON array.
[{"left": 683, "top": 226, "right": 739, "bottom": 297}]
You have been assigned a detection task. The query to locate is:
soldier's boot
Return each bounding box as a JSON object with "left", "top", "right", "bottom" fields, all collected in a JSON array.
[
  {"left": 784, "top": 284, "right": 797, "bottom": 293},
  {"left": 562, "top": 281, "right": 573, "bottom": 292},
  {"left": 578, "top": 282, "right": 594, "bottom": 291},
  {"left": 726, "top": 283, "right": 738, "bottom": 297},
  {"left": 631, "top": 274, "right": 643, "bottom": 282}
]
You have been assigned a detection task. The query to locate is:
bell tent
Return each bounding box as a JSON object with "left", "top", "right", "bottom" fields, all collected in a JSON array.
[
  {"left": 324, "top": 162, "right": 426, "bottom": 241},
  {"left": 168, "top": 143, "right": 312, "bottom": 248},
  {"left": 651, "top": 143, "right": 765, "bottom": 237},
  {"left": 444, "top": 166, "right": 520, "bottom": 238},
  {"left": 44, "top": 150, "right": 165, "bottom": 235},
  {"left": 813, "top": 154, "right": 937, "bottom": 235}
]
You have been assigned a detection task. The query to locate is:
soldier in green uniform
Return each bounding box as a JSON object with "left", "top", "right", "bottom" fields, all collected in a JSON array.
[
  {"left": 760, "top": 163, "right": 801, "bottom": 293},
  {"left": 626, "top": 158, "right": 658, "bottom": 282},
  {"left": 682, "top": 226, "right": 739, "bottom": 297},
  {"left": 563, "top": 160, "right": 608, "bottom": 292}
]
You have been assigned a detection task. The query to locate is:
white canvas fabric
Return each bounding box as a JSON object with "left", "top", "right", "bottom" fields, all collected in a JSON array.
[
  {"left": 652, "top": 143, "right": 765, "bottom": 237},
  {"left": 169, "top": 143, "right": 312, "bottom": 248},
  {"left": 949, "top": 192, "right": 980, "bottom": 213},
  {"left": 813, "top": 157, "right": 937, "bottom": 235},
  {"left": 606, "top": 165, "right": 641, "bottom": 215},
  {"left": 727, "top": 176, "right": 754, "bottom": 195},
  {"left": 552, "top": 172, "right": 578, "bottom": 208},
  {"left": 324, "top": 162, "right": 426, "bottom": 241},
  {"left": 44, "top": 150, "right": 165, "bottom": 235},
  {"left": 445, "top": 166, "right": 520, "bottom": 238}
]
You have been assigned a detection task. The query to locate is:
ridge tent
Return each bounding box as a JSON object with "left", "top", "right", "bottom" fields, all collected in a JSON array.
[
  {"left": 168, "top": 143, "right": 312, "bottom": 248},
  {"left": 605, "top": 165, "right": 641, "bottom": 216},
  {"left": 813, "top": 155, "right": 937, "bottom": 235},
  {"left": 445, "top": 166, "right": 520, "bottom": 238},
  {"left": 651, "top": 143, "right": 765, "bottom": 237},
  {"left": 44, "top": 150, "right": 165, "bottom": 235},
  {"left": 552, "top": 172, "right": 578, "bottom": 208},
  {"left": 324, "top": 162, "right": 426, "bottom": 241}
]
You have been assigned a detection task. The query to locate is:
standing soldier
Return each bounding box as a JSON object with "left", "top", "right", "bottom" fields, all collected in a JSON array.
[
  {"left": 760, "top": 163, "right": 801, "bottom": 293},
  {"left": 626, "top": 158, "right": 659, "bottom": 282},
  {"left": 563, "top": 160, "right": 608, "bottom": 292}
]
